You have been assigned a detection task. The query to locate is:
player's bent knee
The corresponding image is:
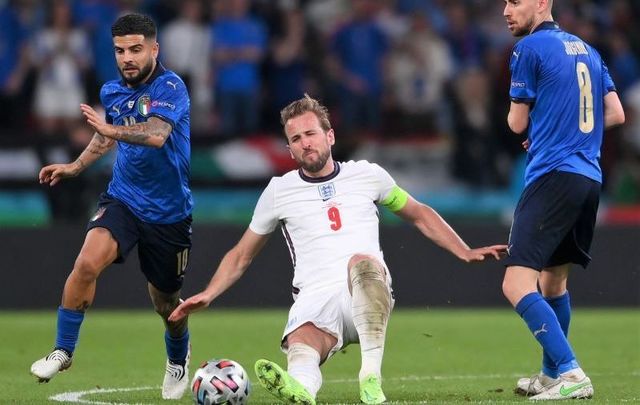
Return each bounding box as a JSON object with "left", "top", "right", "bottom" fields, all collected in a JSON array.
[
  {"left": 72, "top": 254, "right": 104, "bottom": 282},
  {"left": 347, "top": 254, "right": 379, "bottom": 271}
]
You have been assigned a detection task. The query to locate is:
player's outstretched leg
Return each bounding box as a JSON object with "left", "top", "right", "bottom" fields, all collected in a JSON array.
[
  {"left": 30, "top": 349, "right": 73, "bottom": 383},
  {"left": 349, "top": 256, "right": 390, "bottom": 404},
  {"left": 254, "top": 359, "right": 316, "bottom": 404},
  {"left": 515, "top": 372, "right": 559, "bottom": 396}
]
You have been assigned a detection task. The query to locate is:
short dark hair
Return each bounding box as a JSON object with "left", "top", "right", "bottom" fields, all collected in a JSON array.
[{"left": 111, "top": 14, "right": 157, "bottom": 39}]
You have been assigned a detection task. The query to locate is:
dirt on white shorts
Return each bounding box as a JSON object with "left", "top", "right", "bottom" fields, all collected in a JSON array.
[{"left": 281, "top": 275, "right": 394, "bottom": 358}]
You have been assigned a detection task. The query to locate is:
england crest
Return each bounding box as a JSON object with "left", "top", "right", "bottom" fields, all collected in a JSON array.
[{"left": 318, "top": 183, "right": 336, "bottom": 201}]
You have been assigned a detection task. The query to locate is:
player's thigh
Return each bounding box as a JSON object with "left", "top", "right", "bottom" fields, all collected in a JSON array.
[
  {"left": 74, "top": 227, "right": 119, "bottom": 275},
  {"left": 87, "top": 193, "right": 140, "bottom": 263},
  {"left": 283, "top": 287, "right": 344, "bottom": 356},
  {"left": 547, "top": 177, "right": 600, "bottom": 269},
  {"left": 137, "top": 215, "right": 193, "bottom": 294},
  {"left": 505, "top": 171, "right": 593, "bottom": 271}
]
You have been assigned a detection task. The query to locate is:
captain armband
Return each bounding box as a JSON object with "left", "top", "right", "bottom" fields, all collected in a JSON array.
[{"left": 381, "top": 185, "right": 409, "bottom": 212}]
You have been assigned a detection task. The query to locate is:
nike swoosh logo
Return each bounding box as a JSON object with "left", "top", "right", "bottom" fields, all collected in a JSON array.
[{"left": 559, "top": 382, "right": 590, "bottom": 396}]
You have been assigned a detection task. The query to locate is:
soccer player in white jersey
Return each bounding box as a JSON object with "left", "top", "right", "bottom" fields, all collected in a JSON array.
[{"left": 169, "top": 94, "right": 507, "bottom": 404}]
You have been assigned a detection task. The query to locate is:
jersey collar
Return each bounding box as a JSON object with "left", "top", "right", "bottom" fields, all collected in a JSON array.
[
  {"left": 298, "top": 161, "right": 340, "bottom": 183},
  {"left": 532, "top": 21, "right": 559, "bottom": 34}
]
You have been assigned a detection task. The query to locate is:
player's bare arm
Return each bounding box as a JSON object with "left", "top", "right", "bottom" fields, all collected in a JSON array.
[
  {"left": 168, "top": 230, "right": 271, "bottom": 321},
  {"left": 80, "top": 103, "right": 172, "bottom": 148},
  {"left": 396, "top": 197, "right": 507, "bottom": 262},
  {"left": 39, "top": 132, "right": 116, "bottom": 186},
  {"left": 603, "top": 91, "right": 625, "bottom": 129},
  {"left": 507, "top": 101, "right": 530, "bottom": 134}
]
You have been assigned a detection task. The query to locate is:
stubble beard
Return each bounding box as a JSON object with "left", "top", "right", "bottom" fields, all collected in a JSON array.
[
  {"left": 299, "top": 149, "right": 331, "bottom": 174},
  {"left": 512, "top": 16, "right": 535, "bottom": 37},
  {"left": 119, "top": 59, "right": 154, "bottom": 86}
]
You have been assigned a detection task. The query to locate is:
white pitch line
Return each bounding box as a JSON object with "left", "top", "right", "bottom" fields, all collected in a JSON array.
[
  {"left": 49, "top": 386, "right": 158, "bottom": 404},
  {"left": 50, "top": 371, "right": 640, "bottom": 404}
]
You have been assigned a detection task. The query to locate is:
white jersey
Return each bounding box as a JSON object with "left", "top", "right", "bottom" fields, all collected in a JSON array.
[{"left": 249, "top": 160, "right": 397, "bottom": 295}]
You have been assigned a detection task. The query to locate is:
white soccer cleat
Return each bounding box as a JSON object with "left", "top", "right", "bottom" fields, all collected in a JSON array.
[
  {"left": 162, "top": 344, "right": 191, "bottom": 399},
  {"left": 529, "top": 375, "right": 593, "bottom": 401},
  {"left": 515, "top": 372, "right": 559, "bottom": 396},
  {"left": 30, "top": 349, "right": 72, "bottom": 383}
]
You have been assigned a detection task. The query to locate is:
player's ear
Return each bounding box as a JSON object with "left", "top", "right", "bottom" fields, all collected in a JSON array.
[
  {"left": 326, "top": 128, "right": 335, "bottom": 146},
  {"left": 286, "top": 144, "right": 295, "bottom": 160},
  {"left": 151, "top": 41, "right": 159, "bottom": 58}
]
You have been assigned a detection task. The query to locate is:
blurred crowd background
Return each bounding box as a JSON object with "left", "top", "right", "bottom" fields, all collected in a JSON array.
[{"left": 0, "top": 0, "right": 638, "bottom": 226}]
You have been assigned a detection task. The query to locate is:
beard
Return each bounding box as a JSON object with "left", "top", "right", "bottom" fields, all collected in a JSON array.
[
  {"left": 119, "top": 59, "right": 154, "bottom": 86},
  {"left": 511, "top": 16, "right": 535, "bottom": 37},
  {"left": 297, "top": 148, "right": 331, "bottom": 174}
]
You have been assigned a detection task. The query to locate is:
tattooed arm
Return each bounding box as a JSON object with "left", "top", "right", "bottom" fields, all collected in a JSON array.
[
  {"left": 39, "top": 132, "right": 116, "bottom": 186},
  {"left": 80, "top": 103, "right": 172, "bottom": 148}
]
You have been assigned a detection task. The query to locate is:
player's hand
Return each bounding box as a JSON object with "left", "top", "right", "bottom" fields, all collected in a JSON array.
[
  {"left": 39, "top": 161, "right": 82, "bottom": 186},
  {"left": 80, "top": 103, "right": 116, "bottom": 138},
  {"left": 522, "top": 138, "right": 530, "bottom": 151},
  {"left": 461, "top": 244, "right": 508, "bottom": 262},
  {"left": 168, "top": 292, "right": 213, "bottom": 322}
]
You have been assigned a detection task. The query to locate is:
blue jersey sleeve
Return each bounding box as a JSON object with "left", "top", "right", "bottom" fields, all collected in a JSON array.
[
  {"left": 601, "top": 59, "right": 616, "bottom": 94},
  {"left": 509, "top": 43, "right": 538, "bottom": 103},
  {"left": 149, "top": 77, "right": 189, "bottom": 128}
]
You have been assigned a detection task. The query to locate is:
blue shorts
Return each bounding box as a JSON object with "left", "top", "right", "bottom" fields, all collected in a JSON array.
[
  {"left": 87, "top": 193, "right": 192, "bottom": 293},
  {"left": 504, "top": 170, "right": 600, "bottom": 270}
]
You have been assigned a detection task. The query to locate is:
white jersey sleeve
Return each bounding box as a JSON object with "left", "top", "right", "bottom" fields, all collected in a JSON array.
[
  {"left": 249, "top": 178, "right": 279, "bottom": 235},
  {"left": 370, "top": 163, "right": 398, "bottom": 203}
]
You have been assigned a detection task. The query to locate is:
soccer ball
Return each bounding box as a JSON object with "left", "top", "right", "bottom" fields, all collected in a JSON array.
[{"left": 191, "top": 359, "right": 251, "bottom": 405}]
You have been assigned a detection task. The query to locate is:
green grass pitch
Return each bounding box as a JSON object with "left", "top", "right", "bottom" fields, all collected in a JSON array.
[{"left": 2, "top": 308, "right": 638, "bottom": 404}]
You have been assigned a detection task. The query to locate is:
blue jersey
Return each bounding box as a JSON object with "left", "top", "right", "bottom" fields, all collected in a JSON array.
[
  {"left": 509, "top": 22, "right": 616, "bottom": 186},
  {"left": 100, "top": 63, "right": 193, "bottom": 223}
]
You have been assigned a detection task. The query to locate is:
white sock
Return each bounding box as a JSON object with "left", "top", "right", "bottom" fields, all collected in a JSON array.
[
  {"left": 350, "top": 259, "right": 391, "bottom": 381},
  {"left": 287, "top": 343, "right": 322, "bottom": 398}
]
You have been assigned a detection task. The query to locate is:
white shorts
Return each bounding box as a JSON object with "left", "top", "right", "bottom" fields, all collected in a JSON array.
[{"left": 281, "top": 273, "right": 394, "bottom": 358}]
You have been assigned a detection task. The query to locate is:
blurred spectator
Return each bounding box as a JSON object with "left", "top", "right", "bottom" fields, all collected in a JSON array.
[
  {"left": 32, "top": 0, "right": 91, "bottom": 137},
  {"left": 211, "top": 0, "right": 267, "bottom": 137},
  {"left": 387, "top": 11, "right": 452, "bottom": 135},
  {"left": 443, "top": 2, "right": 486, "bottom": 72},
  {"left": 71, "top": 0, "right": 120, "bottom": 101},
  {"left": 161, "top": 0, "right": 212, "bottom": 131},
  {"left": 0, "top": 1, "right": 32, "bottom": 134},
  {"left": 263, "top": 0, "right": 310, "bottom": 131},
  {"left": 608, "top": 31, "right": 640, "bottom": 96},
  {"left": 449, "top": 67, "right": 500, "bottom": 187},
  {"left": 327, "top": 0, "right": 389, "bottom": 136}
]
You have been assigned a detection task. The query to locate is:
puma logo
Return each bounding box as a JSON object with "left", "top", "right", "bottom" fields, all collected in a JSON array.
[
  {"left": 112, "top": 105, "right": 120, "bottom": 114},
  {"left": 166, "top": 80, "right": 178, "bottom": 90},
  {"left": 533, "top": 323, "right": 548, "bottom": 337}
]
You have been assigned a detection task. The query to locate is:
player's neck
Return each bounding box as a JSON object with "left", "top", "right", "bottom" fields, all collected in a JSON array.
[{"left": 529, "top": 15, "right": 554, "bottom": 35}]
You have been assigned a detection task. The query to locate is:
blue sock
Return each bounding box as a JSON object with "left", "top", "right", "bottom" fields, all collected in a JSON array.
[
  {"left": 515, "top": 293, "right": 578, "bottom": 375},
  {"left": 165, "top": 330, "right": 189, "bottom": 365},
  {"left": 55, "top": 306, "right": 85, "bottom": 354},
  {"left": 542, "top": 291, "right": 571, "bottom": 378}
]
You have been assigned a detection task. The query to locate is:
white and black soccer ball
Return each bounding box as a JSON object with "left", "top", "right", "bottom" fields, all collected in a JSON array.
[{"left": 191, "top": 359, "right": 251, "bottom": 405}]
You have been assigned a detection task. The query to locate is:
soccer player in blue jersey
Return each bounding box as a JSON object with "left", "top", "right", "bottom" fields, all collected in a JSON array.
[
  {"left": 501, "top": 0, "right": 625, "bottom": 400},
  {"left": 30, "top": 14, "right": 194, "bottom": 400}
]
